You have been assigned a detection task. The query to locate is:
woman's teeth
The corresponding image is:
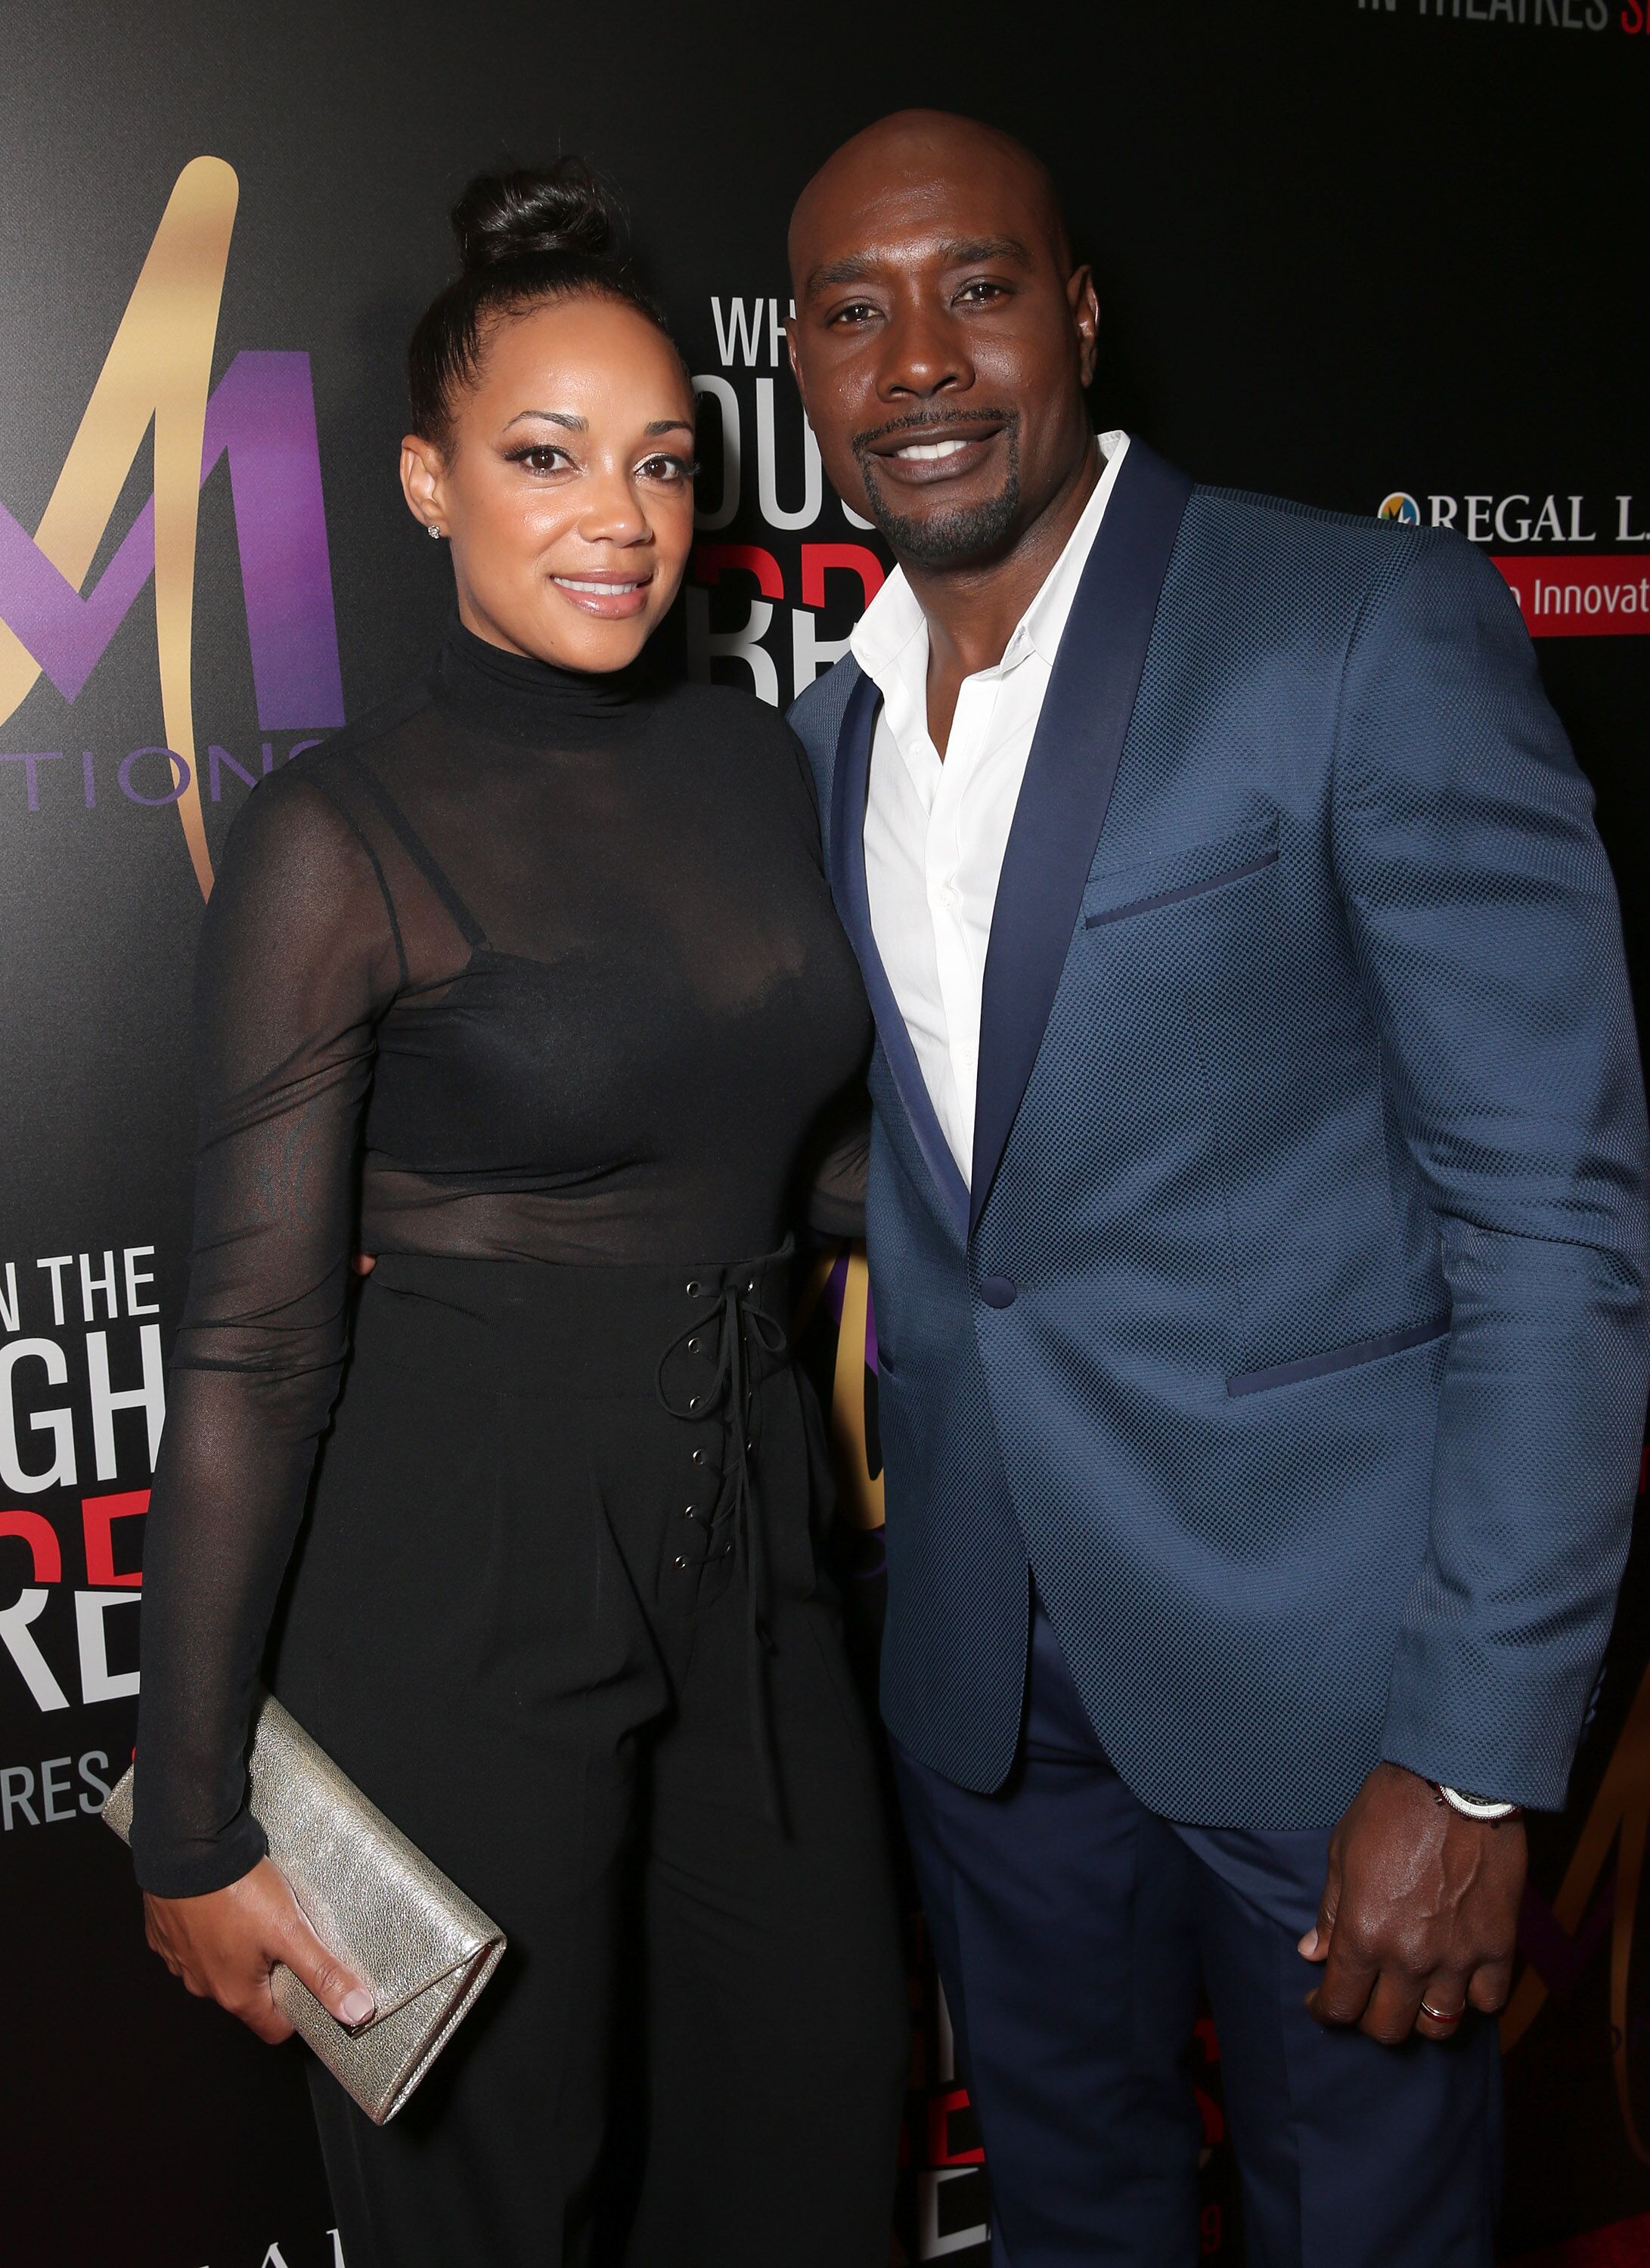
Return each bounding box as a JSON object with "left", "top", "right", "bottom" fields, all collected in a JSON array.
[{"left": 555, "top": 577, "right": 644, "bottom": 593}]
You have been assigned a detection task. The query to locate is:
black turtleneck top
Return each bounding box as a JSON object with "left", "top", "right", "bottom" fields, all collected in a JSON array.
[{"left": 132, "top": 624, "right": 871, "bottom": 1895}]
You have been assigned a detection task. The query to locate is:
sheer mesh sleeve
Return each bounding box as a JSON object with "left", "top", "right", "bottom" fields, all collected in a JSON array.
[
  {"left": 132, "top": 773, "right": 399, "bottom": 1896},
  {"left": 799, "top": 1087, "right": 870, "bottom": 1242}
]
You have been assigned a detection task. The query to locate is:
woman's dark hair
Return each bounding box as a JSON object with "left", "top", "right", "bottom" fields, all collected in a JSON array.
[{"left": 408, "top": 159, "right": 677, "bottom": 451}]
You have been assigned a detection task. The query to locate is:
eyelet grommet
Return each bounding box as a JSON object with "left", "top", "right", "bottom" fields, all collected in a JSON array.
[
  {"left": 687, "top": 1337, "right": 700, "bottom": 1355},
  {"left": 674, "top": 1555, "right": 690, "bottom": 1571},
  {"left": 690, "top": 1449, "right": 705, "bottom": 1466},
  {"left": 685, "top": 1280, "right": 701, "bottom": 1297},
  {"left": 687, "top": 1395, "right": 699, "bottom": 1411}
]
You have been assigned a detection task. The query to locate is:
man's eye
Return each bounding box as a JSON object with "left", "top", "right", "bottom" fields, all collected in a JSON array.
[
  {"left": 828, "top": 301, "right": 879, "bottom": 327},
  {"left": 957, "top": 280, "right": 1007, "bottom": 307}
]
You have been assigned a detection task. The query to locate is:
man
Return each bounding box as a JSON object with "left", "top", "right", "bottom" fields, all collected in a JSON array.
[{"left": 783, "top": 110, "right": 1648, "bottom": 2266}]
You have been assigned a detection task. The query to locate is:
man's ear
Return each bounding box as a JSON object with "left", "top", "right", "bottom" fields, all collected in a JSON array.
[
  {"left": 1068, "top": 265, "right": 1100, "bottom": 391},
  {"left": 783, "top": 314, "right": 807, "bottom": 406},
  {"left": 400, "top": 434, "right": 448, "bottom": 532}
]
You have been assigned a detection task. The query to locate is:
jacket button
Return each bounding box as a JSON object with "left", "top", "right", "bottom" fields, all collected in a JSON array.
[{"left": 978, "top": 1274, "right": 1017, "bottom": 1309}]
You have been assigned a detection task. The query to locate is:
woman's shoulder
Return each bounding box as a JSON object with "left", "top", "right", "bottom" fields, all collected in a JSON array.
[
  {"left": 231, "top": 679, "right": 435, "bottom": 829},
  {"left": 281, "top": 677, "right": 439, "bottom": 790},
  {"left": 212, "top": 680, "right": 436, "bottom": 887},
  {"left": 656, "top": 676, "right": 789, "bottom": 741},
  {"left": 658, "top": 671, "right": 812, "bottom": 771},
  {"left": 657, "top": 679, "right": 818, "bottom": 790}
]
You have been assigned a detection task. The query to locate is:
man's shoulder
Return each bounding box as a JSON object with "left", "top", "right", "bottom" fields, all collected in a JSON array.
[
  {"left": 1183, "top": 481, "right": 1493, "bottom": 613},
  {"left": 1169, "top": 483, "right": 1529, "bottom": 676},
  {"left": 1190, "top": 480, "right": 1416, "bottom": 569},
  {"left": 786, "top": 652, "right": 864, "bottom": 773}
]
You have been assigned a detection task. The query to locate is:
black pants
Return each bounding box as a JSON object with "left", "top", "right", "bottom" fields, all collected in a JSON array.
[
  {"left": 269, "top": 1250, "right": 908, "bottom": 2268},
  {"left": 895, "top": 1597, "right": 1501, "bottom": 2267}
]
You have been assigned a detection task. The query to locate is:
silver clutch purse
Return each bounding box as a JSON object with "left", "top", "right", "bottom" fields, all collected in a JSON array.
[{"left": 104, "top": 1689, "right": 507, "bottom": 2124}]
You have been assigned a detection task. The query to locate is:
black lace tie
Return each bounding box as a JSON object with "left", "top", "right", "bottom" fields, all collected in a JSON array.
[{"left": 656, "top": 1278, "right": 789, "bottom": 1826}]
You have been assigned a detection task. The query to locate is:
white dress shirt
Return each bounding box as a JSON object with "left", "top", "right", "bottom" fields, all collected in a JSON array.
[{"left": 850, "top": 432, "right": 1130, "bottom": 1182}]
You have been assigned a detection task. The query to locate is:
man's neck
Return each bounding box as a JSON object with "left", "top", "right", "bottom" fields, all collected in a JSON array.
[{"left": 904, "top": 442, "right": 1100, "bottom": 757}]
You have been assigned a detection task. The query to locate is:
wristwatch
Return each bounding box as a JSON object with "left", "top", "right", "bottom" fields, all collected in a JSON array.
[{"left": 1435, "top": 1784, "right": 1521, "bottom": 1823}]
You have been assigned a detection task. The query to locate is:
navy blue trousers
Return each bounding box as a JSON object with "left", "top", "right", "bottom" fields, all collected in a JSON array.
[{"left": 892, "top": 1600, "right": 1502, "bottom": 2267}]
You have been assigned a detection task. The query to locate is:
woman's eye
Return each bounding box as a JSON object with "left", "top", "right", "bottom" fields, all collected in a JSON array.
[
  {"left": 510, "top": 445, "right": 571, "bottom": 476},
  {"left": 637, "top": 454, "right": 695, "bottom": 485}
]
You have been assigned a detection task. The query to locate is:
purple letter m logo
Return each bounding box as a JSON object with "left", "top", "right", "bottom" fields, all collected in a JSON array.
[{"left": 0, "top": 349, "right": 345, "bottom": 732}]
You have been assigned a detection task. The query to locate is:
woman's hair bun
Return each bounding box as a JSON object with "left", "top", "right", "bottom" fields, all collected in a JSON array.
[
  {"left": 409, "top": 156, "right": 674, "bottom": 450},
  {"left": 451, "top": 160, "right": 616, "bottom": 274}
]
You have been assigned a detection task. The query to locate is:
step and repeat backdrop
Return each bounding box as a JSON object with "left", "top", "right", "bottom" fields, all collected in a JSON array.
[{"left": 2, "top": 3, "right": 1647, "bottom": 2262}]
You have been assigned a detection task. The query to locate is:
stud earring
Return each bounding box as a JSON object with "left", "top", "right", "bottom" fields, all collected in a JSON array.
[{"left": 428, "top": 523, "right": 442, "bottom": 541}]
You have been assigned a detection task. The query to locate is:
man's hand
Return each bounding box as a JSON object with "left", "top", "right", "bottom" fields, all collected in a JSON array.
[{"left": 1300, "top": 1761, "right": 1525, "bottom": 2044}]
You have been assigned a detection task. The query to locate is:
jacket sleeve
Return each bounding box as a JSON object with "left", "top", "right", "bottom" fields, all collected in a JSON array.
[{"left": 1330, "top": 530, "right": 1649, "bottom": 1811}]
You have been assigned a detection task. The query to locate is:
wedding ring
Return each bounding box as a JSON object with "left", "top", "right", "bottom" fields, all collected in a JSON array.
[{"left": 1420, "top": 2000, "right": 1462, "bottom": 2026}]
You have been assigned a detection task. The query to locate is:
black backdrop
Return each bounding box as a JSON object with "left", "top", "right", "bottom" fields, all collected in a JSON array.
[{"left": 2, "top": 4, "right": 1647, "bottom": 2261}]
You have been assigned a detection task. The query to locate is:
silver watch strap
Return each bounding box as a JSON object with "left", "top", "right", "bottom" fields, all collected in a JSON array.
[{"left": 1438, "top": 1783, "right": 1520, "bottom": 1822}]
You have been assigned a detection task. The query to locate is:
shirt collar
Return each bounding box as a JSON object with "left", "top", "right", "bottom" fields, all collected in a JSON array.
[{"left": 848, "top": 431, "right": 1130, "bottom": 695}]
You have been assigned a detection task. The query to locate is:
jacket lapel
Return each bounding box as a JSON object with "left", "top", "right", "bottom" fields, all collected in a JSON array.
[
  {"left": 830, "top": 670, "right": 971, "bottom": 1241},
  {"left": 969, "top": 440, "right": 1195, "bottom": 1235}
]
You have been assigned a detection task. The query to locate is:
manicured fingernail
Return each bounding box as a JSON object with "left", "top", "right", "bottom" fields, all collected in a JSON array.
[
  {"left": 1298, "top": 1929, "right": 1319, "bottom": 1957},
  {"left": 340, "top": 1988, "right": 375, "bottom": 2026}
]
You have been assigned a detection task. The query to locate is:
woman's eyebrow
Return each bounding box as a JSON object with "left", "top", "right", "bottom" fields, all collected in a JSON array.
[{"left": 501, "top": 412, "right": 692, "bottom": 438}]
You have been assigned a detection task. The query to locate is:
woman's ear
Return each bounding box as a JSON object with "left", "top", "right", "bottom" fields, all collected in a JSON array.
[{"left": 400, "top": 435, "right": 448, "bottom": 534}]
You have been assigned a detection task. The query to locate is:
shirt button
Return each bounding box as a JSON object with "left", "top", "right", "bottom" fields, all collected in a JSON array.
[{"left": 978, "top": 1274, "right": 1017, "bottom": 1309}]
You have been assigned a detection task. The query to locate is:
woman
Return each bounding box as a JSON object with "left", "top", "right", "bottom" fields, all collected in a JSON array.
[{"left": 132, "top": 161, "right": 907, "bottom": 2268}]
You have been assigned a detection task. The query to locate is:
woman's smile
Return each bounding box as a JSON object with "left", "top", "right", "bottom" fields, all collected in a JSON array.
[{"left": 549, "top": 566, "right": 654, "bottom": 618}]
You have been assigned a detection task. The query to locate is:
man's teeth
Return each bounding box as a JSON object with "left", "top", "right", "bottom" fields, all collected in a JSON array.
[
  {"left": 895, "top": 437, "right": 975, "bottom": 461},
  {"left": 557, "top": 578, "right": 642, "bottom": 594}
]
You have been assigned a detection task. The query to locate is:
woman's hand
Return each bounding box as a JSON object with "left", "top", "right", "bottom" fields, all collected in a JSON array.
[{"left": 144, "top": 1857, "right": 377, "bottom": 2044}]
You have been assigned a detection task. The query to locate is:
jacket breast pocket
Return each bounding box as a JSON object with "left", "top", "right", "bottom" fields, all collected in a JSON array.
[
  {"left": 1082, "top": 816, "right": 1279, "bottom": 930},
  {"left": 1227, "top": 1315, "right": 1450, "bottom": 1396}
]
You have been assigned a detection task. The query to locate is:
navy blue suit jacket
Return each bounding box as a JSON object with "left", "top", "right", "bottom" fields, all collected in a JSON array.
[{"left": 789, "top": 441, "right": 1649, "bottom": 1826}]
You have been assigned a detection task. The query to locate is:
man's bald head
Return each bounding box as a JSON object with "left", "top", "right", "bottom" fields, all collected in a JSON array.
[
  {"left": 784, "top": 109, "right": 1098, "bottom": 581},
  {"left": 789, "top": 110, "right": 1072, "bottom": 296}
]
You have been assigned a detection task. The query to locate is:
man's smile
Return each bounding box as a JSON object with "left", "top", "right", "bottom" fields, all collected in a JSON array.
[{"left": 857, "top": 412, "right": 1016, "bottom": 491}]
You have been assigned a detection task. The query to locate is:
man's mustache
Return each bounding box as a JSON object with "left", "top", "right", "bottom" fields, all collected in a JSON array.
[{"left": 851, "top": 407, "right": 1019, "bottom": 457}]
